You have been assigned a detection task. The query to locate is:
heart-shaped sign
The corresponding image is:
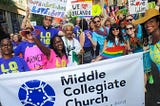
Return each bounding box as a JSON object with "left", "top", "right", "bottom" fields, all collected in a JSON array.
[
  {"left": 81, "top": 3, "right": 88, "bottom": 9},
  {"left": 135, "top": 1, "right": 140, "bottom": 6}
]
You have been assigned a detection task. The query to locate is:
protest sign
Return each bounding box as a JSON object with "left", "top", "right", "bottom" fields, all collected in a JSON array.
[
  {"left": 71, "top": 0, "right": 92, "bottom": 17},
  {"left": 148, "top": 1, "right": 156, "bottom": 9},
  {"left": 128, "top": 0, "right": 148, "bottom": 14},
  {"left": 28, "top": 0, "right": 67, "bottom": 18},
  {"left": 0, "top": 53, "right": 144, "bottom": 106},
  {"left": 92, "top": 4, "right": 102, "bottom": 16}
]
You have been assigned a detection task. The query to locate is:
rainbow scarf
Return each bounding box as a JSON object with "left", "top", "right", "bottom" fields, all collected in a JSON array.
[{"left": 100, "top": 46, "right": 125, "bottom": 59}]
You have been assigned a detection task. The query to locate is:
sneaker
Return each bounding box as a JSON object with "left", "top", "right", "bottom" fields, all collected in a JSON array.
[{"left": 148, "top": 75, "right": 154, "bottom": 84}]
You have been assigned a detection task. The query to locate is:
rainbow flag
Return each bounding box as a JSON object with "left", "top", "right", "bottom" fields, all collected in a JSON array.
[{"left": 100, "top": 46, "right": 125, "bottom": 59}]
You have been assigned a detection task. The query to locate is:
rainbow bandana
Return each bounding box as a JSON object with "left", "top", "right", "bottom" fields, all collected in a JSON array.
[{"left": 100, "top": 46, "right": 125, "bottom": 59}]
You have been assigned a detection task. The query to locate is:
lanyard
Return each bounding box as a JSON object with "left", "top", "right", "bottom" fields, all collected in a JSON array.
[{"left": 64, "top": 37, "right": 75, "bottom": 56}]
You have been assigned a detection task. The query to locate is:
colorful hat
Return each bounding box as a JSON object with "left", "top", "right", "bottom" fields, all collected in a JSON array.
[
  {"left": 133, "top": 8, "right": 160, "bottom": 25},
  {"left": 100, "top": 46, "right": 125, "bottom": 59}
]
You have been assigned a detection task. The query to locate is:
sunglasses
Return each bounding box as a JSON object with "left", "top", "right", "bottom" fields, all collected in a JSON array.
[
  {"left": 1, "top": 44, "right": 12, "bottom": 47},
  {"left": 25, "top": 31, "right": 31, "bottom": 34},
  {"left": 126, "top": 27, "right": 133, "bottom": 30},
  {"left": 94, "top": 20, "right": 100, "bottom": 24},
  {"left": 126, "top": 19, "right": 133, "bottom": 22},
  {"left": 45, "top": 18, "right": 52, "bottom": 21},
  {"left": 112, "top": 28, "right": 119, "bottom": 31}
]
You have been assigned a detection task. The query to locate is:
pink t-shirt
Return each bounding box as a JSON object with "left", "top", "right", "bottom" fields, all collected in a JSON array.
[
  {"left": 43, "top": 49, "right": 68, "bottom": 69},
  {"left": 24, "top": 45, "right": 47, "bottom": 71}
]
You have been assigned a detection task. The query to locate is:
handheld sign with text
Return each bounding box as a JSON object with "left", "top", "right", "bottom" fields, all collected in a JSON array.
[
  {"left": 28, "top": 0, "right": 67, "bottom": 18},
  {"left": 128, "top": 0, "right": 148, "bottom": 14},
  {"left": 71, "top": 0, "right": 92, "bottom": 16}
]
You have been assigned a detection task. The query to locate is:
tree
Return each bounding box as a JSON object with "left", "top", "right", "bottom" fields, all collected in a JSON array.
[
  {"left": 0, "top": 0, "right": 15, "bottom": 6},
  {"left": 30, "top": 14, "right": 44, "bottom": 26}
]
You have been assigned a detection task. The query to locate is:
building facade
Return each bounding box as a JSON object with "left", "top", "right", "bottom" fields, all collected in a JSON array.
[{"left": 0, "top": 0, "right": 27, "bottom": 33}]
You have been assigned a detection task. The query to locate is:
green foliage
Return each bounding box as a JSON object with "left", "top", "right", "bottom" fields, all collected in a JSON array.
[
  {"left": 70, "top": 16, "right": 77, "bottom": 25},
  {"left": 66, "top": 10, "right": 77, "bottom": 25},
  {"left": 0, "top": 0, "right": 15, "bottom": 6},
  {"left": 30, "top": 14, "right": 44, "bottom": 26}
]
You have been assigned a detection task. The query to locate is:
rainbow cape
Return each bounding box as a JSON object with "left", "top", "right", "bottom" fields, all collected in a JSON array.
[{"left": 100, "top": 46, "right": 125, "bottom": 59}]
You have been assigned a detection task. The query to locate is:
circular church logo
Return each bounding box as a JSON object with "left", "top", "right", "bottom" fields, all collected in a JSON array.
[{"left": 18, "top": 80, "right": 56, "bottom": 106}]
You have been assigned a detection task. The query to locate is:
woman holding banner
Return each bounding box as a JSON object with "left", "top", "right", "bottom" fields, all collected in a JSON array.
[
  {"left": 93, "top": 23, "right": 128, "bottom": 61},
  {"left": 133, "top": 8, "right": 160, "bottom": 104},
  {"left": 133, "top": 8, "right": 160, "bottom": 76},
  {"left": 33, "top": 35, "right": 68, "bottom": 69}
]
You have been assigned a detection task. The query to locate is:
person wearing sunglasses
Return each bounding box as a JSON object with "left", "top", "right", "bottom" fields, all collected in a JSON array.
[
  {"left": 88, "top": 16, "right": 109, "bottom": 57},
  {"left": 125, "top": 23, "right": 142, "bottom": 53},
  {"left": 93, "top": 24, "right": 128, "bottom": 61},
  {"left": 22, "top": 8, "right": 64, "bottom": 48},
  {"left": 35, "top": 16, "right": 66, "bottom": 47},
  {"left": 126, "top": 23, "right": 153, "bottom": 91},
  {"left": 0, "top": 37, "right": 29, "bottom": 74},
  {"left": 126, "top": 15, "right": 143, "bottom": 40},
  {"left": 14, "top": 27, "right": 47, "bottom": 71},
  {"left": 134, "top": 8, "right": 160, "bottom": 104}
]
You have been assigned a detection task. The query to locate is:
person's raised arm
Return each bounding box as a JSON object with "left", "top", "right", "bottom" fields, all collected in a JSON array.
[
  {"left": 32, "top": 32, "right": 51, "bottom": 60},
  {"left": 21, "top": 7, "right": 31, "bottom": 29}
]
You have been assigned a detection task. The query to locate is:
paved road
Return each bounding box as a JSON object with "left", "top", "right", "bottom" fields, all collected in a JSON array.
[{"left": 146, "top": 63, "right": 160, "bottom": 106}]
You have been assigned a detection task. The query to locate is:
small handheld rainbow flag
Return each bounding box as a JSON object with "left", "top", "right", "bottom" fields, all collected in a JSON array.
[{"left": 100, "top": 46, "right": 125, "bottom": 59}]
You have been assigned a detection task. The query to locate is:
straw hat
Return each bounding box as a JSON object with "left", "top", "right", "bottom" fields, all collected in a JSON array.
[{"left": 133, "top": 8, "right": 160, "bottom": 25}]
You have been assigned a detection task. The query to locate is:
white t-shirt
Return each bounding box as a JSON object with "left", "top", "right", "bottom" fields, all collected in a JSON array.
[{"left": 62, "top": 37, "right": 82, "bottom": 66}]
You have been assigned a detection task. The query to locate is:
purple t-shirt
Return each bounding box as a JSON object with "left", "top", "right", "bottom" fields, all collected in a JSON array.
[
  {"left": 34, "top": 26, "right": 59, "bottom": 47},
  {"left": 83, "top": 30, "right": 92, "bottom": 48},
  {"left": 0, "top": 56, "right": 29, "bottom": 74}
]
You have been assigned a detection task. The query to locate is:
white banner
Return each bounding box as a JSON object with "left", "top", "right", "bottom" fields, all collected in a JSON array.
[
  {"left": 128, "top": 0, "right": 148, "bottom": 14},
  {"left": 0, "top": 53, "right": 144, "bottom": 106},
  {"left": 28, "top": 0, "right": 67, "bottom": 18},
  {"left": 71, "top": 1, "right": 92, "bottom": 16}
]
